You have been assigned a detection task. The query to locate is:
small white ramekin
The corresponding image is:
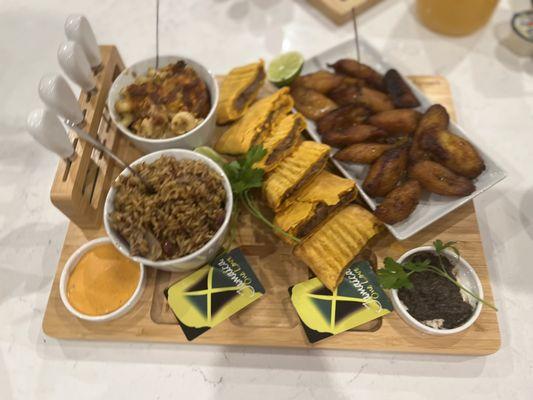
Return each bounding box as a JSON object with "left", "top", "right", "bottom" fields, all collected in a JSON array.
[
  {"left": 107, "top": 55, "right": 219, "bottom": 153},
  {"left": 391, "top": 246, "right": 484, "bottom": 336},
  {"left": 103, "top": 149, "right": 233, "bottom": 272},
  {"left": 59, "top": 237, "right": 146, "bottom": 322}
]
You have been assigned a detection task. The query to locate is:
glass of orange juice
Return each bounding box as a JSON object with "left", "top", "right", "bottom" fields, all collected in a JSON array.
[{"left": 416, "top": 0, "right": 499, "bottom": 36}]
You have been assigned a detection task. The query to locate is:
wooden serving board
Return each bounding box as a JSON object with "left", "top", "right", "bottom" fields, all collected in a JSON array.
[
  {"left": 42, "top": 76, "right": 501, "bottom": 355},
  {"left": 307, "top": 0, "right": 382, "bottom": 25}
]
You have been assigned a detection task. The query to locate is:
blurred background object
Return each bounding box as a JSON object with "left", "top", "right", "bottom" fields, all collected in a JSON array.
[
  {"left": 307, "top": 0, "right": 381, "bottom": 24},
  {"left": 495, "top": 8, "right": 533, "bottom": 56},
  {"left": 416, "top": 0, "right": 499, "bottom": 36}
]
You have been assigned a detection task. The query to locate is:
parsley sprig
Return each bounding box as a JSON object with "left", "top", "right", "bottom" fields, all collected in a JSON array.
[
  {"left": 377, "top": 240, "right": 497, "bottom": 311},
  {"left": 223, "top": 145, "right": 300, "bottom": 244}
]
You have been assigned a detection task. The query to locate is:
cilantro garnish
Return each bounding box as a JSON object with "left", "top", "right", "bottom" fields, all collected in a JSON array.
[{"left": 377, "top": 240, "right": 497, "bottom": 311}]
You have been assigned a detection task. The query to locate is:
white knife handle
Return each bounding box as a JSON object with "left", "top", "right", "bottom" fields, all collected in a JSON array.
[
  {"left": 39, "top": 74, "right": 84, "bottom": 125},
  {"left": 27, "top": 109, "right": 75, "bottom": 160},
  {"left": 64, "top": 14, "right": 101, "bottom": 68},
  {"left": 57, "top": 41, "right": 96, "bottom": 92}
]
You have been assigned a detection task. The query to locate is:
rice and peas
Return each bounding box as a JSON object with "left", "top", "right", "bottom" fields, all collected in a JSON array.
[{"left": 109, "top": 156, "right": 227, "bottom": 261}]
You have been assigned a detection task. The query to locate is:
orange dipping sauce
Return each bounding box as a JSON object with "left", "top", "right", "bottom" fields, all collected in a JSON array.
[{"left": 67, "top": 243, "right": 141, "bottom": 316}]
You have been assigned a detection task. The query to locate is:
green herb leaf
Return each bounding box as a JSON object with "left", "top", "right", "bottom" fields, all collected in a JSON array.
[
  {"left": 377, "top": 273, "right": 404, "bottom": 290},
  {"left": 403, "top": 259, "right": 430, "bottom": 272},
  {"left": 243, "top": 145, "right": 267, "bottom": 169},
  {"left": 223, "top": 145, "right": 267, "bottom": 195},
  {"left": 222, "top": 160, "right": 242, "bottom": 186},
  {"left": 239, "top": 166, "right": 264, "bottom": 190},
  {"left": 376, "top": 240, "right": 499, "bottom": 312},
  {"left": 433, "top": 239, "right": 459, "bottom": 258},
  {"left": 377, "top": 257, "right": 415, "bottom": 290}
]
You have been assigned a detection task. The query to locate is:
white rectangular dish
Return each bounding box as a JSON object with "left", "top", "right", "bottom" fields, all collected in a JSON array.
[{"left": 302, "top": 39, "right": 506, "bottom": 240}]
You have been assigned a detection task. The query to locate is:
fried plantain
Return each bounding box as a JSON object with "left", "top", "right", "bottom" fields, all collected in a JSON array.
[
  {"left": 328, "top": 59, "right": 385, "bottom": 91},
  {"left": 416, "top": 104, "right": 450, "bottom": 135},
  {"left": 321, "top": 125, "right": 388, "bottom": 147},
  {"left": 368, "top": 109, "right": 421, "bottom": 135},
  {"left": 410, "top": 104, "right": 449, "bottom": 162},
  {"left": 374, "top": 180, "right": 422, "bottom": 224},
  {"left": 292, "top": 70, "right": 345, "bottom": 94},
  {"left": 316, "top": 104, "right": 369, "bottom": 135},
  {"left": 328, "top": 85, "right": 394, "bottom": 113},
  {"left": 328, "top": 84, "right": 361, "bottom": 106},
  {"left": 340, "top": 75, "right": 364, "bottom": 87},
  {"left": 384, "top": 135, "right": 410, "bottom": 145},
  {"left": 334, "top": 142, "right": 395, "bottom": 164},
  {"left": 420, "top": 129, "right": 485, "bottom": 178},
  {"left": 384, "top": 69, "right": 420, "bottom": 108},
  {"left": 409, "top": 160, "right": 475, "bottom": 197},
  {"left": 356, "top": 87, "right": 395, "bottom": 113},
  {"left": 363, "top": 145, "right": 409, "bottom": 197},
  {"left": 410, "top": 136, "right": 431, "bottom": 163},
  {"left": 290, "top": 86, "right": 338, "bottom": 121}
]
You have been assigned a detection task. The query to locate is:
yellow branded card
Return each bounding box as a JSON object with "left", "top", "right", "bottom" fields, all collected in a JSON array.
[
  {"left": 165, "top": 248, "right": 265, "bottom": 341},
  {"left": 290, "top": 261, "right": 392, "bottom": 343}
]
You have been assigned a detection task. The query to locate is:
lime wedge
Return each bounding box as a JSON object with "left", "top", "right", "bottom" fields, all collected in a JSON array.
[
  {"left": 267, "top": 52, "right": 304, "bottom": 87},
  {"left": 194, "top": 146, "right": 227, "bottom": 167}
]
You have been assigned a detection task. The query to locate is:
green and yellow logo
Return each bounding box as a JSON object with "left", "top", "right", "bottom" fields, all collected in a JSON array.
[
  {"left": 166, "top": 249, "right": 265, "bottom": 340},
  {"left": 291, "top": 261, "right": 392, "bottom": 342}
]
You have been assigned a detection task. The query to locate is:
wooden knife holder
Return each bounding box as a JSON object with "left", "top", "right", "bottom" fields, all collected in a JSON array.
[{"left": 50, "top": 45, "right": 125, "bottom": 228}]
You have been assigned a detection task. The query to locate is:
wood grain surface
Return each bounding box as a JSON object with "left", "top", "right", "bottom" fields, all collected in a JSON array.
[
  {"left": 42, "top": 76, "right": 501, "bottom": 355},
  {"left": 307, "top": 0, "right": 382, "bottom": 25}
]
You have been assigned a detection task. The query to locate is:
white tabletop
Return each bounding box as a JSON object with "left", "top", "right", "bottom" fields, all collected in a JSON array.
[{"left": 1, "top": 0, "right": 533, "bottom": 398}]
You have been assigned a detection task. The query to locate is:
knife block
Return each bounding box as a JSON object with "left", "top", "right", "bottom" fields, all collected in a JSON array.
[{"left": 50, "top": 45, "right": 126, "bottom": 228}]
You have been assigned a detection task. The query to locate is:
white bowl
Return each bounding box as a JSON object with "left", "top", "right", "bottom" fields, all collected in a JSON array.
[
  {"left": 390, "top": 246, "right": 483, "bottom": 336},
  {"left": 107, "top": 55, "right": 219, "bottom": 153},
  {"left": 59, "top": 237, "right": 146, "bottom": 322},
  {"left": 103, "top": 149, "right": 233, "bottom": 272}
]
